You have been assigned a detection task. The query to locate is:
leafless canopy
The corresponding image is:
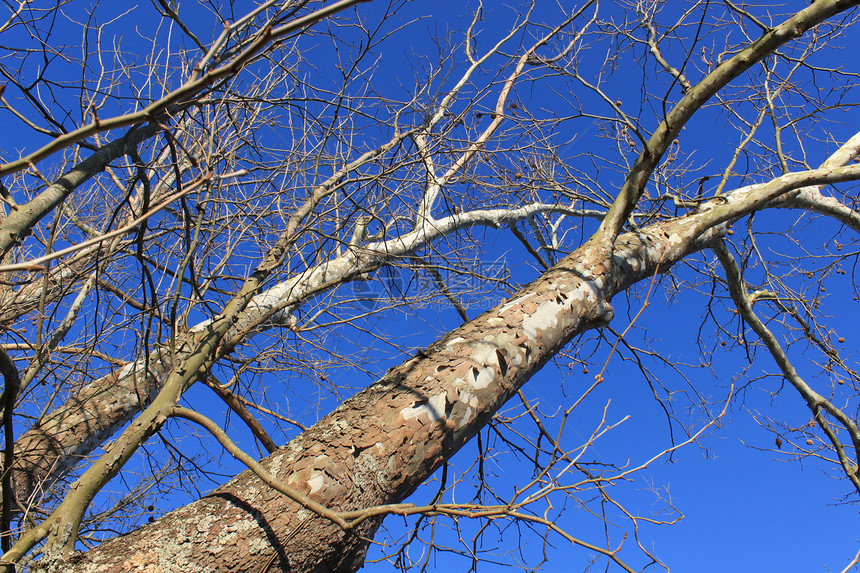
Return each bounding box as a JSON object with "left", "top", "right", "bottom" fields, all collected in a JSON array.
[{"left": 1, "top": 0, "right": 860, "bottom": 571}]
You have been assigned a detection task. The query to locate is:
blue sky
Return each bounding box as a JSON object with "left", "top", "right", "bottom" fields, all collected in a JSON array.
[
  {"left": 3, "top": 0, "right": 860, "bottom": 571},
  {"left": 337, "top": 2, "right": 860, "bottom": 569},
  {"left": 352, "top": 253, "right": 860, "bottom": 571}
]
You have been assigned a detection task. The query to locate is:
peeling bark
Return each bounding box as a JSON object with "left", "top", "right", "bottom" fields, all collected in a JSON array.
[
  {"left": 50, "top": 213, "right": 723, "bottom": 572},
  {"left": 17, "top": 154, "right": 860, "bottom": 572},
  {"left": 5, "top": 1, "right": 860, "bottom": 568},
  {"left": 9, "top": 201, "right": 593, "bottom": 504}
]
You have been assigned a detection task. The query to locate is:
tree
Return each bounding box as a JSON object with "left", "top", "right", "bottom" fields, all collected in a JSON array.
[{"left": 1, "top": 0, "right": 860, "bottom": 570}]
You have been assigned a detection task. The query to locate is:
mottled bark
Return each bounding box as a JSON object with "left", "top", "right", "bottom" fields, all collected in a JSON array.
[
  {"left": 5, "top": 1, "right": 859, "bottom": 568},
  {"left": 11, "top": 351, "right": 171, "bottom": 506},
  {"left": 49, "top": 210, "right": 724, "bottom": 572},
  {"left": 29, "top": 157, "right": 860, "bottom": 570},
  {"left": 19, "top": 162, "right": 860, "bottom": 572},
  {"left": 10, "top": 201, "right": 587, "bottom": 505}
]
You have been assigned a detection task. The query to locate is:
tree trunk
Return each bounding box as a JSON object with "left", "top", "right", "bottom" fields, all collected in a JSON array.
[
  {"left": 49, "top": 212, "right": 723, "bottom": 572},
  {"left": 10, "top": 201, "right": 576, "bottom": 504}
]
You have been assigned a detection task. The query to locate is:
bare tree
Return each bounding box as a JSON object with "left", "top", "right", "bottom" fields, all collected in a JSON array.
[{"left": 1, "top": 0, "right": 860, "bottom": 571}]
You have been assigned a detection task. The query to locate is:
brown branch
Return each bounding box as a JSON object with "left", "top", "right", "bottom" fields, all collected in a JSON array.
[
  {"left": 202, "top": 375, "right": 279, "bottom": 454},
  {"left": 598, "top": 0, "right": 860, "bottom": 243},
  {"left": 169, "top": 406, "right": 346, "bottom": 528},
  {"left": 0, "top": 0, "right": 371, "bottom": 179},
  {"left": 0, "top": 347, "right": 19, "bottom": 554},
  {"left": 714, "top": 241, "right": 860, "bottom": 493}
]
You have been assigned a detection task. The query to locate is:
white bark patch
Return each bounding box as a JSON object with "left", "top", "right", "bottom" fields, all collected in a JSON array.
[
  {"left": 569, "top": 280, "right": 598, "bottom": 303},
  {"left": 307, "top": 473, "right": 325, "bottom": 495},
  {"left": 269, "top": 455, "right": 284, "bottom": 476},
  {"left": 469, "top": 342, "right": 499, "bottom": 367},
  {"left": 458, "top": 407, "right": 473, "bottom": 427},
  {"left": 455, "top": 387, "right": 479, "bottom": 427},
  {"left": 492, "top": 332, "right": 524, "bottom": 365},
  {"left": 401, "top": 391, "right": 447, "bottom": 423},
  {"left": 467, "top": 366, "right": 495, "bottom": 389},
  {"left": 446, "top": 337, "right": 467, "bottom": 348},
  {"left": 427, "top": 392, "right": 447, "bottom": 421},
  {"left": 614, "top": 251, "right": 643, "bottom": 272},
  {"left": 400, "top": 402, "right": 429, "bottom": 421},
  {"left": 523, "top": 300, "right": 561, "bottom": 340}
]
